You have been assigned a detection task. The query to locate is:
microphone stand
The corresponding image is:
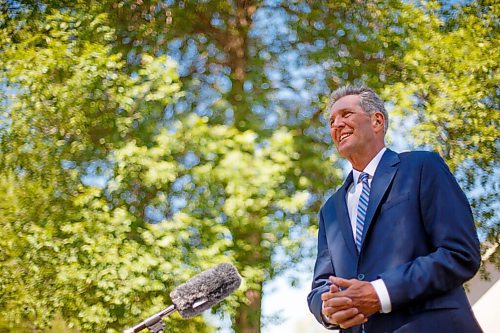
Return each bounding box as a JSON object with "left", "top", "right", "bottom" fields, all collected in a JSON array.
[{"left": 124, "top": 305, "right": 176, "bottom": 333}]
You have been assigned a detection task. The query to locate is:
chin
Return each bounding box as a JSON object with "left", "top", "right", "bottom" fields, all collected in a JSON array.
[
  {"left": 337, "top": 142, "right": 350, "bottom": 155},
  {"left": 336, "top": 148, "right": 350, "bottom": 159}
]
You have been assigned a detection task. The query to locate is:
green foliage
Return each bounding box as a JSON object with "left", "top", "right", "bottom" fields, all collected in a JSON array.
[
  {"left": 109, "top": 114, "right": 312, "bottom": 304},
  {"left": 382, "top": 1, "right": 499, "bottom": 266},
  {"left": 0, "top": 2, "right": 331, "bottom": 331},
  {"left": 0, "top": 4, "right": 205, "bottom": 332},
  {"left": 1, "top": 1, "right": 497, "bottom": 332}
]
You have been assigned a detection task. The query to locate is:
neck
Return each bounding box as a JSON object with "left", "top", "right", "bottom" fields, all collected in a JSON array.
[{"left": 349, "top": 144, "right": 385, "bottom": 171}]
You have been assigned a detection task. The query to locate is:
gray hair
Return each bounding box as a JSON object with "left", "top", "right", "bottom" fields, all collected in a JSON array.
[{"left": 326, "top": 85, "right": 389, "bottom": 133}]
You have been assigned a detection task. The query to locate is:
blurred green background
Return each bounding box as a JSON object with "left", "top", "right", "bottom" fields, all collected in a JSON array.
[{"left": 0, "top": 0, "right": 498, "bottom": 332}]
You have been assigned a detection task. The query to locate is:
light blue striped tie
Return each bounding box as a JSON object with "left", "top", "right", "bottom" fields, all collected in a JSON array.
[{"left": 355, "top": 172, "right": 370, "bottom": 253}]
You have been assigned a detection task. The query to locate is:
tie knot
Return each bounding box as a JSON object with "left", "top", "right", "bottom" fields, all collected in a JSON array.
[{"left": 359, "top": 172, "right": 369, "bottom": 184}]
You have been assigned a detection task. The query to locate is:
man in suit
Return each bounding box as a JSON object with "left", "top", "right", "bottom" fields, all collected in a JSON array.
[{"left": 307, "top": 86, "right": 482, "bottom": 332}]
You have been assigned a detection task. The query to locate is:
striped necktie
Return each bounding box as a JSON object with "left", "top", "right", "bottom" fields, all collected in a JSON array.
[{"left": 355, "top": 172, "right": 370, "bottom": 253}]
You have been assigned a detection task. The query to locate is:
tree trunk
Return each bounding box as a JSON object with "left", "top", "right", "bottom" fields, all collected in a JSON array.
[
  {"left": 233, "top": 225, "right": 266, "bottom": 333},
  {"left": 234, "top": 285, "right": 262, "bottom": 333}
]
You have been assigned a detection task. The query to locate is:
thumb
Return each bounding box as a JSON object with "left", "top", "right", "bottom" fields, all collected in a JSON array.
[{"left": 329, "top": 276, "right": 355, "bottom": 289}]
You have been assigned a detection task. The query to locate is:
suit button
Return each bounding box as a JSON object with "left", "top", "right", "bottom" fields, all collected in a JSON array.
[{"left": 357, "top": 274, "right": 365, "bottom": 280}]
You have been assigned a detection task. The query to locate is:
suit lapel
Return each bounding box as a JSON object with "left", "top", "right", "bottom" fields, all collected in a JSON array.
[
  {"left": 333, "top": 172, "right": 358, "bottom": 259},
  {"left": 361, "top": 149, "right": 400, "bottom": 247}
]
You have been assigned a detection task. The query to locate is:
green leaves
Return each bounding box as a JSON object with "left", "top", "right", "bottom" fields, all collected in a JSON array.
[
  {"left": 382, "top": 1, "right": 499, "bottom": 266},
  {"left": 0, "top": 4, "right": 193, "bottom": 332},
  {"left": 1, "top": 1, "right": 497, "bottom": 332}
]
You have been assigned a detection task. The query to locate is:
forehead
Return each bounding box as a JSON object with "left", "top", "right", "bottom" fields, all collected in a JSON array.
[{"left": 329, "top": 94, "right": 362, "bottom": 116}]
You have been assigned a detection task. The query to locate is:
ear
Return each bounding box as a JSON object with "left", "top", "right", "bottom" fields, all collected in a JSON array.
[{"left": 372, "top": 112, "right": 385, "bottom": 133}]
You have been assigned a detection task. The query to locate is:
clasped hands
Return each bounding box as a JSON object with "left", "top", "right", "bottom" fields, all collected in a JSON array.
[{"left": 321, "top": 276, "right": 381, "bottom": 329}]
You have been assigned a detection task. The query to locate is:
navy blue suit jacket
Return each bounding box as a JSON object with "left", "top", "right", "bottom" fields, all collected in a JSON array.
[{"left": 308, "top": 149, "right": 482, "bottom": 333}]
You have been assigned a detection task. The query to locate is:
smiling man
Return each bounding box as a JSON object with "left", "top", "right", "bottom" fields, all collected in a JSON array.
[{"left": 307, "top": 86, "right": 482, "bottom": 333}]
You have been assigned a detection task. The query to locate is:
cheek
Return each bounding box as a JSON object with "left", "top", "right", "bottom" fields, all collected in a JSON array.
[{"left": 343, "top": 119, "right": 356, "bottom": 129}]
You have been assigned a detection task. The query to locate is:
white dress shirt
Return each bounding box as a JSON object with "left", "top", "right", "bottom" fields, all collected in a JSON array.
[
  {"left": 322, "top": 148, "right": 392, "bottom": 326},
  {"left": 346, "top": 147, "right": 391, "bottom": 313}
]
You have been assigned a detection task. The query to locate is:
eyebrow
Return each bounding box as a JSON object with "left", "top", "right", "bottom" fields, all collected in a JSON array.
[{"left": 329, "top": 108, "right": 351, "bottom": 122}]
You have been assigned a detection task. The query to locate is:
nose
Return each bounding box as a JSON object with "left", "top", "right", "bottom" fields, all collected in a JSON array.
[{"left": 331, "top": 115, "right": 344, "bottom": 129}]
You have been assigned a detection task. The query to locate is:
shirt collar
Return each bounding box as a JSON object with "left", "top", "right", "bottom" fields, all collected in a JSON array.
[{"left": 352, "top": 147, "right": 387, "bottom": 183}]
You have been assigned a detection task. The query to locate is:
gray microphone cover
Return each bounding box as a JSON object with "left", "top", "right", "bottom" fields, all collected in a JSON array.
[{"left": 169, "top": 263, "right": 241, "bottom": 318}]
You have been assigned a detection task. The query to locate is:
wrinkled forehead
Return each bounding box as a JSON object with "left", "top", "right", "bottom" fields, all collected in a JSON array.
[{"left": 329, "top": 94, "right": 363, "bottom": 115}]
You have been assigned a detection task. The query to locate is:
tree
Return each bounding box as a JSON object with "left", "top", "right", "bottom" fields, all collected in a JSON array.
[
  {"left": 88, "top": 2, "right": 415, "bottom": 331},
  {"left": 0, "top": 5, "right": 210, "bottom": 332},
  {"left": 2, "top": 1, "right": 496, "bottom": 332},
  {"left": 382, "top": 0, "right": 499, "bottom": 269}
]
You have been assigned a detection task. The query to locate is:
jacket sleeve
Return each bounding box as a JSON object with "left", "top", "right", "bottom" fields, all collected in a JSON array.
[
  {"left": 379, "top": 152, "right": 481, "bottom": 310},
  {"left": 307, "top": 209, "right": 340, "bottom": 329}
]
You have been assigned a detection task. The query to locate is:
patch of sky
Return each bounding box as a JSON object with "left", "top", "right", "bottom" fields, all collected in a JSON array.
[
  {"left": 172, "top": 174, "right": 193, "bottom": 192},
  {"left": 0, "top": 85, "right": 13, "bottom": 135},
  {"left": 167, "top": 38, "right": 183, "bottom": 61},
  {"left": 274, "top": 88, "right": 298, "bottom": 103},
  {"left": 259, "top": 50, "right": 272, "bottom": 61},
  {"left": 194, "top": 83, "right": 220, "bottom": 116},
  {"left": 164, "top": 103, "right": 175, "bottom": 120},
  {"left": 313, "top": 20, "right": 324, "bottom": 30},
  {"left": 442, "top": 0, "right": 473, "bottom": 10},
  {"left": 174, "top": 99, "right": 189, "bottom": 113},
  {"left": 252, "top": 104, "right": 267, "bottom": 115},
  {"left": 313, "top": 39, "right": 325, "bottom": 49},
  {"left": 337, "top": 44, "right": 350, "bottom": 58},
  {"left": 356, "top": 33, "right": 368, "bottom": 42},
  {"left": 171, "top": 194, "right": 188, "bottom": 213},
  {"left": 290, "top": 77, "right": 305, "bottom": 90},
  {"left": 130, "top": 71, "right": 139, "bottom": 80},
  {"left": 182, "top": 151, "right": 200, "bottom": 169},
  {"left": 264, "top": 112, "right": 278, "bottom": 128},
  {"left": 389, "top": 25, "right": 404, "bottom": 34},
  {"left": 265, "top": 68, "right": 282, "bottom": 85},
  {"left": 250, "top": 5, "right": 290, "bottom": 45},
  {"left": 224, "top": 108, "right": 234, "bottom": 124},
  {"left": 194, "top": 97, "right": 216, "bottom": 118},
  {"left": 81, "top": 174, "right": 108, "bottom": 188},
  {"left": 385, "top": 103, "right": 417, "bottom": 153},
  {"left": 61, "top": 160, "right": 76, "bottom": 169},
  {"left": 80, "top": 160, "right": 113, "bottom": 188},
  {"left": 303, "top": 126, "right": 328, "bottom": 144},
  {"left": 181, "top": 39, "right": 202, "bottom": 75},
  {"left": 243, "top": 80, "right": 253, "bottom": 92},
  {"left": 215, "top": 75, "right": 232, "bottom": 93},
  {"left": 210, "top": 13, "right": 225, "bottom": 28},
  {"left": 144, "top": 205, "right": 165, "bottom": 224}
]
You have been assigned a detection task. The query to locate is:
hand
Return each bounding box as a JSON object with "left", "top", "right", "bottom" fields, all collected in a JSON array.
[
  {"left": 321, "top": 282, "right": 367, "bottom": 329},
  {"left": 329, "top": 276, "right": 381, "bottom": 317}
]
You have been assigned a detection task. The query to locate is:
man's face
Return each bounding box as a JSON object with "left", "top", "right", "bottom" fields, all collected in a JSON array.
[{"left": 328, "top": 94, "right": 379, "bottom": 160}]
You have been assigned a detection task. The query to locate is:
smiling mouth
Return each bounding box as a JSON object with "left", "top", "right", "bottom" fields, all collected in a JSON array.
[{"left": 339, "top": 132, "right": 352, "bottom": 143}]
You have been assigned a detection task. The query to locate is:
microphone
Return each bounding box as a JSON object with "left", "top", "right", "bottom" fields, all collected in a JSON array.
[{"left": 124, "top": 263, "right": 241, "bottom": 333}]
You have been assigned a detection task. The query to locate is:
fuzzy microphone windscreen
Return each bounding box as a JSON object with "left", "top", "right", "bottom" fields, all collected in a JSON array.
[{"left": 169, "top": 263, "right": 242, "bottom": 318}]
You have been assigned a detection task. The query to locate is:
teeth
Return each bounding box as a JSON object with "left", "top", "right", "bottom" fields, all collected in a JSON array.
[{"left": 340, "top": 133, "right": 352, "bottom": 142}]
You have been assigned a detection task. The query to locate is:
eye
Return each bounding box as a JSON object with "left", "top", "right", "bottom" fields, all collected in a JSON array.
[{"left": 344, "top": 111, "right": 352, "bottom": 118}]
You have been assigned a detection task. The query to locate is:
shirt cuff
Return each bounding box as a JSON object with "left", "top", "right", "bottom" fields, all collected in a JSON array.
[{"left": 371, "top": 279, "right": 392, "bottom": 313}]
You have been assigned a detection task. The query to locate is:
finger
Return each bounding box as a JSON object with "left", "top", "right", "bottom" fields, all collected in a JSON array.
[
  {"left": 338, "top": 313, "right": 367, "bottom": 329},
  {"left": 323, "top": 296, "right": 352, "bottom": 310},
  {"left": 329, "top": 283, "right": 340, "bottom": 293},
  {"left": 321, "top": 291, "right": 348, "bottom": 303},
  {"left": 321, "top": 291, "right": 335, "bottom": 302},
  {"left": 329, "top": 307, "right": 360, "bottom": 325},
  {"left": 323, "top": 304, "right": 353, "bottom": 316},
  {"left": 330, "top": 276, "right": 355, "bottom": 289}
]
